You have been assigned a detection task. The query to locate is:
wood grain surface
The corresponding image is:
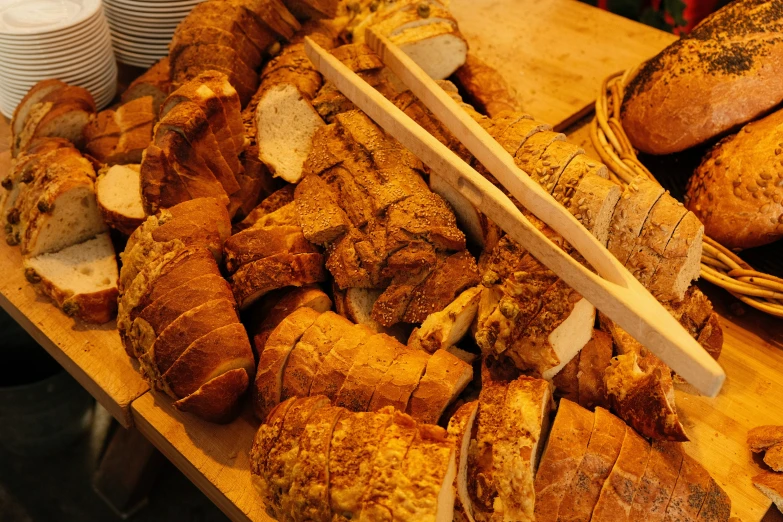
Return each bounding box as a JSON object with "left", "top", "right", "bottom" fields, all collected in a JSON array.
[
  {"left": 0, "top": 0, "right": 780, "bottom": 520},
  {"left": 451, "top": 0, "right": 677, "bottom": 129}
]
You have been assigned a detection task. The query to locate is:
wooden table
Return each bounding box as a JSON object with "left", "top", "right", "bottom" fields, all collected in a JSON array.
[{"left": 0, "top": 0, "right": 781, "bottom": 520}]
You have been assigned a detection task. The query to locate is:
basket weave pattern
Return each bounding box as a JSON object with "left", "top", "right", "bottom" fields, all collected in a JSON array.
[{"left": 591, "top": 70, "right": 783, "bottom": 318}]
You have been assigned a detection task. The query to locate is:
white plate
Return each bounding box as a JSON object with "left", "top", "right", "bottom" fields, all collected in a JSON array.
[
  {"left": 108, "top": 27, "right": 171, "bottom": 46},
  {"left": 102, "top": 2, "right": 195, "bottom": 18},
  {"left": 103, "top": 1, "right": 200, "bottom": 14},
  {"left": 0, "top": 36, "right": 110, "bottom": 65},
  {"left": 1, "top": 45, "right": 114, "bottom": 76},
  {"left": 0, "top": 0, "right": 101, "bottom": 36},
  {"left": 1, "top": 50, "right": 115, "bottom": 83},
  {"left": 0, "top": 9, "right": 103, "bottom": 45}
]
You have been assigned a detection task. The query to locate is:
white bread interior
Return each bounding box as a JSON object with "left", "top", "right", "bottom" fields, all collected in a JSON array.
[{"left": 542, "top": 298, "right": 596, "bottom": 380}]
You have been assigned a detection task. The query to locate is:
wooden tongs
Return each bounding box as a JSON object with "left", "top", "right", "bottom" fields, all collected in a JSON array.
[{"left": 303, "top": 32, "right": 726, "bottom": 397}]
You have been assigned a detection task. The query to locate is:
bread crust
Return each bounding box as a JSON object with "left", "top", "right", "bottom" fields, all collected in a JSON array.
[
  {"left": 447, "top": 401, "right": 479, "bottom": 522},
  {"left": 249, "top": 286, "right": 332, "bottom": 354},
  {"left": 223, "top": 225, "right": 317, "bottom": 274},
  {"left": 621, "top": 0, "right": 783, "bottom": 154},
  {"left": 309, "top": 323, "right": 374, "bottom": 401},
  {"left": 454, "top": 53, "right": 519, "bottom": 118},
  {"left": 253, "top": 307, "right": 322, "bottom": 420},
  {"left": 534, "top": 399, "right": 595, "bottom": 522},
  {"left": 368, "top": 348, "right": 430, "bottom": 413},
  {"left": 608, "top": 177, "right": 665, "bottom": 266},
  {"left": 663, "top": 453, "right": 713, "bottom": 521},
  {"left": 335, "top": 333, "right": 401, "bottom": 412},
  {"left": 628, "top": 441, "right": 684, "bottom": 521},
  {"left": 173, "top": 367, "right": 249, "bottom": 423},
  {"left": 230, "top": 252, "right": 327, "bottom": 309},
  {"left": 697, "top": 478, "right": 731, "bottom": 521},
  {"left": 408, "top": 349, "right": 473, "bottom": 424}
]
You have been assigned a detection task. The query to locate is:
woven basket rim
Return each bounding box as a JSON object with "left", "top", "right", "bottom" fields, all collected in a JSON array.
[{"left": 591, "top": 69, "right": 783, "bottom": 318}]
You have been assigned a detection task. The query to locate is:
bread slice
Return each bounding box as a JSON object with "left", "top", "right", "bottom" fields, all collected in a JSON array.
[
  {"left": 253, "top": 306, "right": 322, "bottom": 420},
  {"left": 161, "top": 322, "right": 254, "bottom": 398},
  {"left": 83, "top": 110, "right": 120, "bottom": 162},
  {"left": 408, "top": 286, "right": 481, "bottom": 353},
  {"left": 447, "top": 401, "right": 479, "bottom": 522},
  {"left": 28, "top": 88, "right": 96, "bottom": 150},
  {"left": 649, "top": 210, "right": 704, "bottom": 301},
  {"left": 388, "top": 21, "right": 467, "bottom": 80},
  {"left": 429, "top": 173, "right": 501, "bottom": 250},
  {"left": 283, "top": 0, "right": 338, "bottom": 19},
  {"left": 250, "top": 398, "right": 296, "bottom": 507},
  {"left": 748, "top": 425, "right": 783, "bottom": 452},
  {"left": 236, "top": 185, "right": 295, "bottom": 232},
  {"left": 557, "top": 407, "right": 627, "bottom": 522},
  {"left": 663, "top": 453, "right": 713, "bottom": 521},
  {"left": 250, "top": 286, "right": 332, "bottom": 355},
  {"left": 19, "top": 154, "right": 107, "bottom": 258},
  {"left": 591, "top": 425, "right": 651, "bottom": 522},
  {"left": 96, "top": 165, "right": 145, "bottom": 235},
  {"left": 576, "top": 329, "right": 613, "bottom": 409},
  {"left": 553, "top": 154, "right": 609, "bottom": 207},
  {"left": 390, "top": 423, "right": 457, "bottom": 522},
  {"left": 173, "top": 366, "right": 249, "bottom": 423},
  {"left": 628, "top": 441, "right": 684, "bottom": 521},
  {"left": 358, "top": 409, "right": 420, "bottom": 519},
  {"left": 223, "top": 225, "right": 317, "bottom": 274},
  {"left": 470, "top": 382, "right": 507, "bottom": 519},
  {"left": 110, "top": 96, "right": 154, "bottom": 165},
  {"left": 608, "top": 176, "right": 665, "bottom": 266},
  {"left": 121, "top": 58, "right": 171, "bottom": 113},
  {"left": 568, "top": 174, "right": 622, "bottom": 246},
  {"left": 534, "top": 399, "right": 595, "bottom": 522},
  {"left": 604, "top": 352, "right": 688, "bottom": 442},
  {"left": 492, "top": 377, "right": 552, "bottom": 521},
  {"left": 294, "top": 173, "right": 351, "bottom": 244},
  {"left": 256, "top": 84, "right": 325, "bottom": 184},
  {"left": 752, "top": 472, "right": 783, "bottom": 513},
  {"left": 454, "top": 53, "right": 519, "bottom": 118},
  {"left": 265, "top": 396, "right": 331, "bottom": 520},
  {"left": 130, "top": 273, "right": 234, "bottom": 357},
  {"left": 147, "top": 298, "right": 239, "bottom": 376},
  {"left": 328, "top": 409, "right": 394, "bottom": 518},
  {"left": 234, "top": 0, "right": 300, "bottom": 41},
  {"left": 171, "top": 43, "right": 260, "bottom": 103},
  {"left": 696, "top": 478, "right": 731, "bottom": 521},
  {"left": 22, "top": 233, "right": 118, "bottom": 324},
  {"left": 11, "top": 80, "right": 67, "bottom": 155},
  {"left": 335, "top": 333, "right": 402, "bottom": 412},
  {"left": 170, "top": 25, "right": 263, "bottom": 74},
  {"left": 139, "top": 144, "right": 191, "bottom": 214},
  {"left": 551, "top": 352, "right": 580, "bottom": 404},
  {"left": 309, "top": 323, "right": 375, "bottom": 401},
  {"left": 156, "top": 101, "right": 241, "bottom": 196},
  {"left": 230, "top": 252, "right": 326, "bottom": 309},
  {"left": 177, "top": 1, "right": 274, "bottom": 56},
  {"left": 368, "top": 348, "right": 430, "bottom": 413},
  {"left": 408, "top": 349, "right": 473, "bottom": 424},
  {"left": 285, "top": 405, "right": 344, "bottom": 520},
  {"left": 533, "top": 140, "right": 585, "bottom": 194},
  {"left": 626, "top": 193, "right": 688, "bottom": 286},
  {"left": 540, "top": 297, "right": 597, "bottom": 380},
  {"left": 282, "top": 311, "right": 354, "bottom": 400}
]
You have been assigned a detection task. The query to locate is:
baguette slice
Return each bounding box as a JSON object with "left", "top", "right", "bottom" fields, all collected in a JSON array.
[
  {"left": 230, "top": 252, "right": 326, "bottom": 309},
  {"left": 250, "top": 398, "right": 295, "bottom": 507},
  {"left": 223, "top": 224, "right": 317, "bottom": 274},
  {"left": 591, "top": 425, "right": 651, "bottom": 522},
  {"left": 649, "top": 211, "right": 704, "bottom": 301},
  {"left": 11, "top": 80, "right": 67, "bottom": 155},
  {"left": 447, "top": 401, "right": 479, "bottom": 522},
  {"left": 282, "top": 311, "right": 355, "bottom": 400},
  {"left": 471, "top": 382, "right": 507, "bottom": 518},
  {"left": 173, "top": 367, "right": 249, "bottom": 423},
  {"left": 335, "top": 333, "right": 402, "bottom": 412},
  {"left": 22, "top": 233, "right": 118, "bottom": 324},
  {"left": 162, "top": 322, "right": 255, "bottom": 399},
  {"left": 253, "top": 307, "right": 322, "bottom": 420},
  {"left": 663, "top": 453, "right": 713, "bottom": 521},
  {"left": 96, "top": 164, "right": 146, "bottom": 235},
  {"left": 407, "top": 348, "right": 473, "bottom": 424},
  {"left": 534, "top": 399, "right": 595, "bottom": 522}
]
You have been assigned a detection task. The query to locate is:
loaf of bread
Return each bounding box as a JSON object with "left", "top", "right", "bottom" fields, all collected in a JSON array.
[
  {"left": 686, "top": 107, "right": 783, "bottom": 249},
  {"left": 252, "top": 305, "right": 473, "bottom": 423},
  {"left": 250, "top": 397, "right": 457, "bottom": 521},
  {"left": 11, "top": 80, "right": 96, "bottom": 157},
  {"left": 621, "top": 0, "right": 783, "bottom": 154}
]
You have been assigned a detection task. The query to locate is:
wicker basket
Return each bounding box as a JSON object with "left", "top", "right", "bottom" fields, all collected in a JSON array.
[{"left": 591, "top": 69, "right": 783, "bottom": 318}]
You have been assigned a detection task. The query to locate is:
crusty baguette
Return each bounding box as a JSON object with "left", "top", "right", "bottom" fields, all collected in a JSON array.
[
  {"left": 557, "top": 407, "right": 627, "bottom": 522},
  {"left": 534, "top": 399, "right": 595, "bottom": 522},
  {"left": 591, "top": 425, "right": 651, "bottom": 522},
  {"left": 253, "top": 306, "right": 322, "bottom": 420},
  {"left": 309, "top": 323, "right": 375, "bottom": 401},
  {"left": 230, "top": 252, "right": 327, "bottom": 309},
  {"left": 173, "top": 367, "right": 249, "bottom": 423},
  {"left": 621, "top": 0, "right": 783, "bottom": 155},
  {"left": 408, "top": 348, "right": 473, "bottom": 424}
]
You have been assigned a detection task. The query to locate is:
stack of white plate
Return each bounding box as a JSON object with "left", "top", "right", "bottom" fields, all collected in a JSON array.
[
  {"left": 103, "top": 0, "right": 204, "bottom": 68},
  {"left": 0, "top": 0, "right": 117, "bottom": 118}
]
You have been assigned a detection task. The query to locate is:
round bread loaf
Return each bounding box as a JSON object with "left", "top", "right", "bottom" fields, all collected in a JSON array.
[
  {"left": 620, "top": 0, "right": 783, "bottom": 155},
  {"left": 685, "top": 108, "right": 783, "bottom": 250}
]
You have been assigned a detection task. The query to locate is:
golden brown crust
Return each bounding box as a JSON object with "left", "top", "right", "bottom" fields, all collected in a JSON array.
[
  {"left": 223, "top": 225, "right": 317, "bottom": 274},
  {"left": 230, "top": 252, "right": 327, "bottom": 309},
  {"left": 408, "top": 349, "right": 473, "bottom": 425},
  {"left": 577, "top": 329, "right": 613, "bottom": 410},
  {"left": 664, "top": 453, "right": 713, "bottom": 521},
  {"left": 454, "top": 53, "right": 519, "bottom": 118},
  {"left": 751, "top": 471, "right": 783, "bottom": 514},
  {"left": 628, "top": 441, "right": 684, "bottom": 520},
  {"left": 621, "top": 0, "right": 783, "bottom": 154},
  {"left": 747, "top": 425, "right": 783, "bottom": 452},
  {"left": 369, "top": 345, "right": 429, "bottom": 414},
  {"left": 173, "top": 367, "right": 249, "bottom": 423}
]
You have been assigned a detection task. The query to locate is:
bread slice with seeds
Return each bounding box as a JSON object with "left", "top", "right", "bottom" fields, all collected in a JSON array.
[
  {"left": 628, "top": 441, "right": 684, "bottom": 520},
  {"left": 648, "top": 210, "right": 704, "bottom": 301},
  {"left": 567, "top": 174, "right": 622, "bottom": 246},
  {"left": 553, "top": 154, "right": 609, "bottom": 207},
  {"left": 608, "top": 176, "right": 665, "bottom": 266},
  {"left": 223, "top": 224, "right": 317, "bottom": 274}
]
